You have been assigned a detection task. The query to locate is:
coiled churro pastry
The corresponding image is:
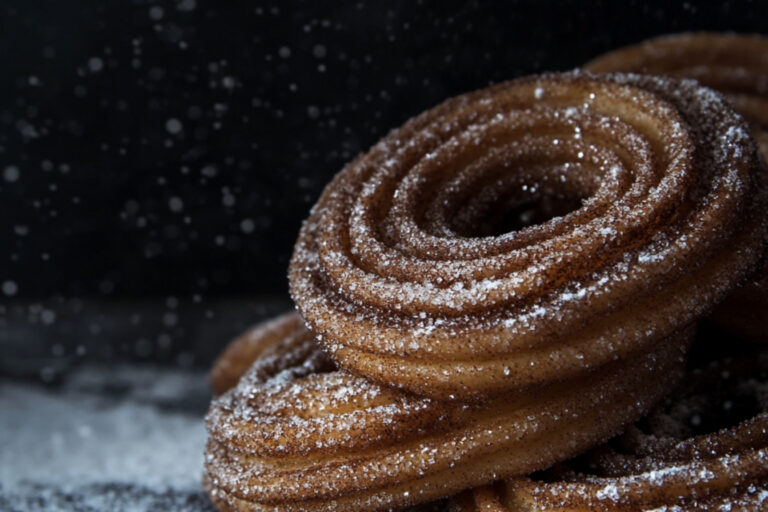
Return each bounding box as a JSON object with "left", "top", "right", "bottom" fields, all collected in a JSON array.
[
  {"left": 204, "top": 312, "right": 691, "bottom": 512},
  {"left": 289, "top": 71, "right": 768, "bottom": 400},
  {"left": 209, "top": 311, "right": 327, "bottom": 396},
  {"left": 586, "top": 32, "right": 768, "bottom": 342},
  {"left": 586, "top": 33, "right": 768, "bottom": 157},
  {"left": 449, "top": 348, "right": 768, "bottom": 512}
]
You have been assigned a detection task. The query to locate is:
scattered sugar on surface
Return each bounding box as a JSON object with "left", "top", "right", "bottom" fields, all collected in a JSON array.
[{"left": 0, "top": 367, "right": 207, "bottom": 492}]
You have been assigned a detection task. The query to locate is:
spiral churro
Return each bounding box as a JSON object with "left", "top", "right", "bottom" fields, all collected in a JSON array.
[
  {"left": 586, "top": 32, "right": 768, "bottom": 342},
  {"left": 203, "top": 312, "right": 690, "bottom": 512},
  {"left": 586, "top": 32, "right": 768, "bottom": 157},
  {"left": 450, "top": 348, "right": 768, "bottom": 512},
  {"left": 209, "top": 311, "right": 328, "bottom": 396},
  {"left": 289, "top": 71, "right": 767, "bottom": 400}
]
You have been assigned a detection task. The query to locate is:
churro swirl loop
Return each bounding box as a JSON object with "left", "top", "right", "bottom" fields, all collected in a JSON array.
[
  {"left": 203, "top": 313, "right": 690, "bottom": 512},
  {"left": 586, "top": 32, "right": 768, "bottom": 157},
  {"left": 289, "top": 71, "right": 767, "bottom": 399},
  {"left": 209, "top": 311, "right": 329, "bottom": 396},
  {"left": 450, "top": 349, "right": 768, "bottom": 512},
  {"left": 586, "top": 32, "right": 768, "bottom": 342}
]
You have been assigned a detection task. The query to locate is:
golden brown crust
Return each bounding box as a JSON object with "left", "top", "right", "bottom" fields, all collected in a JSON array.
[
  {"left": 209, "top": 312, "right": 330, "bottom": 396},
  {"left": 585, "top": 32, "right": 768, "bottom": 342},
  {"left": 288, "top": 71, "right": 768, "bottom": 400},
  {"left": 205, "top": 66, "right": 768, "bottom": 511},
  {"left": 449, "top": 349, "right": 768, "bottom": 512},
  {"left": 203, "top": 313, "right": 692, "bottom": 512}
]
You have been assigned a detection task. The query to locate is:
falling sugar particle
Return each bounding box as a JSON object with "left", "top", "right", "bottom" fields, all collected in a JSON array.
[
  {"left": 148, "top": 6, "right": 164, "bottom": 20},
  {"left": 88, "top": 57, "right": 104, "bottom": 72},
  {"left": 168, "top": 196, "right": 184, "bottom": 212},
  {"left": 177, "top": 0, "right": 196, "bottom": 11},
  {"left": 240, "top": 218, "right": 256, "bottom": 233},
  {"left": 312, "top": 44, "right": 327, "bottom": 58},
  {"left": 222, "top": 76, "right": 236, "bottom": 89},
  {"left": 222, "top": 192, "right": 236, "bottom": 207},
  {"left": 41, "top": 310, "right": 56, "bottom": 325},
  {"left": 162, "top": 312, "right": 178, "bottom": 327},
  {"left": 2, "top": 280, "right": 18, "bottom": 296},
  {"left": 3, "top": 166, "right": 20, "bottom": 182},
  {"left": 165, "top": 118, "right": 183, "bottom": 134}
]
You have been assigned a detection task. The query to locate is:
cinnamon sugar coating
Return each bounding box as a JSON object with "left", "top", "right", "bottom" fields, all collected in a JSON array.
[
  {"left": 586, "top": 32, "right": 768, "bottom": 342},
  {"left": 209, "top": 311, "right": 328, "bottom": 396},
  {"left": 289, "top": 71, "right": 768, "bottom": 400},
  {"left": 450, "top": 349, "right": 768, "bottom": 512},
  {"left": 203, "top": 313, "right": 690, "bottom": 511}
]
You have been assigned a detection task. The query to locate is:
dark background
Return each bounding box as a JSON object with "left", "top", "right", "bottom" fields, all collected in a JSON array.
[{"left": 1, "top": 0, "right": 766, "bottom": 375}]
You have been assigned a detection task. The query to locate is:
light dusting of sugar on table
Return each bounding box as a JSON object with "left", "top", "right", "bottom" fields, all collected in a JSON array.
[{"left": 0, "top": 366, "right": 208, "bottom": 493}]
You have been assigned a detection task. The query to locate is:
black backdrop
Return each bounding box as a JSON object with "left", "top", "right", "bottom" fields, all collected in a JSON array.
[
  {"left": 1, "top": 1, "right": 767, "bottom": 374},
  {"left": 3, "top": 0, "right": 766, "bottom": 300}
]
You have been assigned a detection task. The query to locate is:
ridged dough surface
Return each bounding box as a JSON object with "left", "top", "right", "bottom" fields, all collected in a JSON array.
[
  {"left": 289, "top": 71, "right": 768, "bottom": 399},
  {"left": 586, "top": 32, "right": 768, "bottom": 342},
  {"left": 203, "top": 312, "right": 691, "bottom": 511},
  {"left": 450, "top": 349, "right": 768, "bottom": 512}
]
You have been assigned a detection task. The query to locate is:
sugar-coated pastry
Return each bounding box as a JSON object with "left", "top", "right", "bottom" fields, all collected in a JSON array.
[
  {"left": 449, "top": 348, "right": 768, "bottom": 511},
  {"left": 203, "top": 312, "right": 691, "bottom": 512},
  {"left": 586, "top": 32, "right": 768, "bottom": 342},
  {"left": 586, "top": 32, "right": 768, "bottom": 157},
  {"left": 209, "top": 311, "right": 328, "bottom": 396},
  {"left": 289, "top": 71, "right": 768, "bottom": 400}
]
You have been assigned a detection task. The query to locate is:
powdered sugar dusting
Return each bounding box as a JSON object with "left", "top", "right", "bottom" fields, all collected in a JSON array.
[
  {"left": 203, "top": 312, "right": 686, "bottom": 510},
  {"left": 475, "top": 349, "right": 768, "bottom": 512},
  {"left": 0, "top": 367, "right": 208, "bottom": 492},
  {"left": 288, "top": 70, "right": 767, "bottom": 400}
]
